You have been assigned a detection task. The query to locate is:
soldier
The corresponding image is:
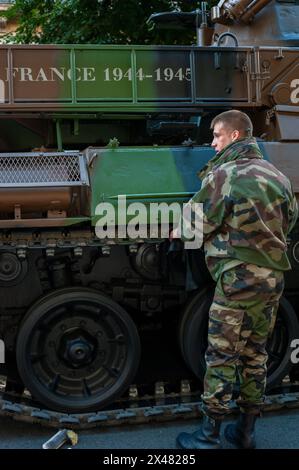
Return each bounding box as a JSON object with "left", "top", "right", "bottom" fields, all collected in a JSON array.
[{"left": 173, "top": 110, "right": 298, "bottom": 449}]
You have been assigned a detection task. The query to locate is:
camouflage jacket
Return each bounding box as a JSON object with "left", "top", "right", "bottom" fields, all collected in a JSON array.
[{"left": 182, "top": 137, "right": 298, "bottom": 282}]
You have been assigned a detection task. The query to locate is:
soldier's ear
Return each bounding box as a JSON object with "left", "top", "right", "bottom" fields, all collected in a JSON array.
[{"left": 231, "top": 130, "right": 240, "bottom": 141}]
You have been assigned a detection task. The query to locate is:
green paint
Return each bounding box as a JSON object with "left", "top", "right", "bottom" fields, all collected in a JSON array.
[
  {"left": 90, "top": 146, "right": 202, "bottom": 226},
  {"left": 1, "top": 45, "right": 251, "bottom": 112}
]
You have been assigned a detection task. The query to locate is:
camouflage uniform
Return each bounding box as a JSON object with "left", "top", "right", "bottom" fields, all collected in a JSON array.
[
  {"left": 182, "top": 137, "right": 298, "bottom": 417},
  {"left": 202, "top": 262, "right": 284, "bottom": 416}
]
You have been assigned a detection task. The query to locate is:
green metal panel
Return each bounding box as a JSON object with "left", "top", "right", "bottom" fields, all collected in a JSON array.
[
  {"left": 75, "top": 49, "right": 133, "bottom": 101},
  {"left": 0, "top": 44, "right": 253, "bottom": 111},
  {"left": 90, "top": 145, "right": 215, "bottom": 226},
  {"left": 11, "top": 48, "right": 72, "bottom": 102}
]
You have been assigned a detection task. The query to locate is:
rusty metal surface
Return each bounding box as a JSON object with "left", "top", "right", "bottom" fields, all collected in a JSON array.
[{"left": 0, "top": 187, "right": 72, "bottom": 213}]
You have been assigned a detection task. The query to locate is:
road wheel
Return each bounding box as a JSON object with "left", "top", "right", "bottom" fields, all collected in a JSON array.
[
  {"left": 179, "top": 288, "right": 299, "bottom": 390},
  {"left": 16, "top": 288, "right": 141, "bottom": 413}
]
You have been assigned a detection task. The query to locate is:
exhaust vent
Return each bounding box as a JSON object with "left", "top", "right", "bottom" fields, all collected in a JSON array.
[{"left": 0, "top": 152, "right": 89, "bottom": 187}]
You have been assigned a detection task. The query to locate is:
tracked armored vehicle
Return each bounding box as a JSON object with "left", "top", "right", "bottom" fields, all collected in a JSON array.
[{"left": 0, "top": 0, "right": 299, "bottom": 417}]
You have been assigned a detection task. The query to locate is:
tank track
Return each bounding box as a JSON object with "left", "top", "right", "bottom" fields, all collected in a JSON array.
[
  {"left": 1, "top": 231, "right": 299, "bottom": 429},
  {"left": 0, "top": 377, "right": 299, "bottom": 430}
]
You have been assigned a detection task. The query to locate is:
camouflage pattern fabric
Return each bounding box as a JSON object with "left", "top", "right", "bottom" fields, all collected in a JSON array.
[
  {"left": 181, "top": 137, "right": 298, "bottom": 282},
  {"left": 201, "top": 262, "right": 284, "bottom": 418},
  {"left": 179, "top": 137, "right": 297, "bottom": 417}
]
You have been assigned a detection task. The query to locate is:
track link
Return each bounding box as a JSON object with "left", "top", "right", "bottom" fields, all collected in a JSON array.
[{"left": 1, "top": 380, "right": 299, "bottom": 430}]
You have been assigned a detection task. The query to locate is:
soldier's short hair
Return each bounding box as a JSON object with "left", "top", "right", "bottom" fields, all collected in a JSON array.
[{"left": 211, "top": 110, "right": 253, "bottom": 137}]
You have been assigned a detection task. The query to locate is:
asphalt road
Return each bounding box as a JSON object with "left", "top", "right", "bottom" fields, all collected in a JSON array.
[{"left": 0, "top": 408, "right": 298, "bottom": 449}]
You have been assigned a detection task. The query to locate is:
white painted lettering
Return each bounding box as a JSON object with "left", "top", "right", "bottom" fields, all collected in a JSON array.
[
  {"left": 11, "top": 67, "right": 19, "bottom": 79},
  {"left": 67, "top": 67, "right": 82, "bottom": 81},
  {"left": 6, "top": 66, "right": 97, "bottom": 83},
  {"left": 50, "top": 67, "right": 66, "bottom": 81},
  {"left": 290, "top": 79, "right": 299, "bottom": 104},
  {"left": 20, "top": 67, "right": 34, "bottom": 82},
  {"left": 83, "top": 67, "right": 96, "bottom": 81},
  {"left": 36, "top": 68, "right": 48, "bottom": 81}
]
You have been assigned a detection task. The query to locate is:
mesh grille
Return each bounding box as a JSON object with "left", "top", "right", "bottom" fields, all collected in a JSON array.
[{"left": 0, "top": 152, "right": 89, "bottom": 187}]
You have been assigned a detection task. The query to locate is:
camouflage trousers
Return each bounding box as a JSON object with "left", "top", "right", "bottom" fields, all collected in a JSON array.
[{"left": 202, "top": 262, "right": 284, "bottom": 418}]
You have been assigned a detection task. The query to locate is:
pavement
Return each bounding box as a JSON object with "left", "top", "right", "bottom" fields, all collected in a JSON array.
[{"left": 0, "top": 408, "right": 298, "bottom": 449}]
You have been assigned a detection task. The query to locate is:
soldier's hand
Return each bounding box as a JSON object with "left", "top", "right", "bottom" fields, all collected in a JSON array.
[{"left": 169, "top": 228, "right": 180, "bottom": 241}]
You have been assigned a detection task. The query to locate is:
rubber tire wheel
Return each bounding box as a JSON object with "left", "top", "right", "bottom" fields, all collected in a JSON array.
[
  {"left": 179, "top": 288, "right": 299, "bottom": 390},
  {"left": 16, "top": 287, "right": 141, "bottom": 413}
]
